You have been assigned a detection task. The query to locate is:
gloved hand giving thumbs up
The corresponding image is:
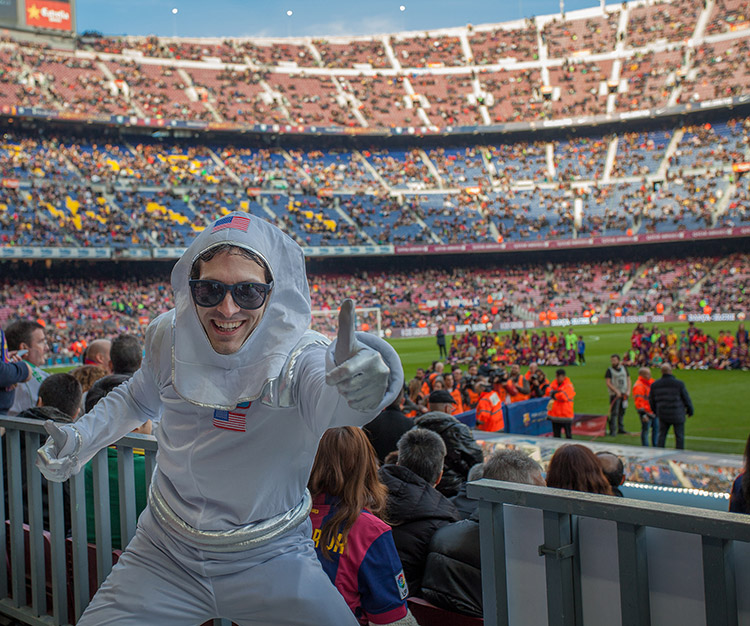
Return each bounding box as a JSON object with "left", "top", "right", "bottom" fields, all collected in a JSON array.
[
  {"left": 325, "top": 299, "right": 390, "bottom": 412},
  {"left": 36, "top": 419, "right": 82, "bottom": 482}
]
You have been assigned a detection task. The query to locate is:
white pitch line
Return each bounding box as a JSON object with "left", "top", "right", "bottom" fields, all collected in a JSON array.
[{"left": 676, "top": 435, "right": 747, "bottom": 443}]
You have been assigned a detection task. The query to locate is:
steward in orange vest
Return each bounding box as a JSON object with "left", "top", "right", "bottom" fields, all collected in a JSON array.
[
  {"left": 449, "top": 386, "right": 464, "bottom": 415},
  {"left": 507, "top": 364, "right": 530, "bottom": 403},
  {"left": 633, "top": 367, "right": 658, "bottom": 447},
  {"left": 632, "top": 369, "right": 654, "bottom": 414},
  {"left": 547, "top": 369, "right": 575, "bottom": 439},
  {"left": 476, "top": 379, "right": 505, "bottom": 432}
]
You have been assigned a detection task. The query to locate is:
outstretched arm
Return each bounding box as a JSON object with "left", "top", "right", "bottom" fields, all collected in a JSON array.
[
  {"left": 36, "top": 321, "right": 164, "bottom": 483},
  {"left": 300, "top": 300, "right": 404, "bottom": 430}
]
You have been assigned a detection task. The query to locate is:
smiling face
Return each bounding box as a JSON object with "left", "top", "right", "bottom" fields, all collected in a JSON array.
[
  {"left": 193, "top": 250, "right": 270, "bottom": 355},
  {"left": 24, "top": 327, "right": 48, "bottom": 367}
]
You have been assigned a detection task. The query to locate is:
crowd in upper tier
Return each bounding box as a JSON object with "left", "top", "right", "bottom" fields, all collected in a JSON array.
[{"left": 2, "top": 0, "right": 748, "bottom": 130}]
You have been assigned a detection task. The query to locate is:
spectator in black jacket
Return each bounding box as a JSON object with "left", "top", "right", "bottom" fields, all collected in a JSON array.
[
  {"left": 420, "top": 449, "right": 545, "bottom": 617},
  {"left": 649, "top": 363, "right": 694, "bottom": 449},
  {"left": 414, "top": 411, "right": 484, "bottom": 497},
  {"left": 10, "top": 373, "right": 81, "bottom": 535},
  {"left": 450, "top": 462, "right": 485, "bottom": 519},
  {"left": 379, "top": 428, "right": 460, "bottom": 595},
  {"left": 364, "top": 389, "right": 414, "bottom": 463}
]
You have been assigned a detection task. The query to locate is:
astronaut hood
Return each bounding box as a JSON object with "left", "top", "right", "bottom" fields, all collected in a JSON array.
[{"left": 171, "top": 212, "right": 311, "bottom": 409}]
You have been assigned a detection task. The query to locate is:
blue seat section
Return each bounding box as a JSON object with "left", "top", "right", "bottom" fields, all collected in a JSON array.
[
  {"left": 612, "top": 130, "right": 671, "bottom": 177},
  {"left": 0, "top": 187, "right": 54, "bottom": 245},
  {"left": 426, "top": 147, "right": 491, "bottom": 187},
  {"left": 215, "top": 146, "right": 289, "bottom": 187},
  {"left": 362, "top": 149, "right": 436, "bottom": 190},
  {"left": 0, "top": 140, "right": 76, "bottom": 180},
  {"left": 280, "top": 194, "right": 352, "bottom": 246},
  {"left": 486, "top": 142, "right": 549, "bottom": 183},
  {"left": 338, "top": 193, "right": 428, "bottom": 244},
  {"left": 645, "top": 177, "right": 726, "bottom": 232},
  {"left": 411, "top": 194, "right": 493, "bottom": 243},
  {"left": 554, "top": 136, "right": 609, "bottom": 181},
  {"left": 285, "top": 150, "right": 377, "bottom": 189},
  {"left": 673, "top": 121, "right": 747, "bottom": 170},
  {"left": 116, "top": 190, "right": 205, "bottom": 247},
  {"left": 186, "top": 188, "right": 268, "bottom": 225},
  {"left": 486, "top": 188, "right": 575, "bottom": 240},
  {"left": 718, "top": 174, "right": 750, "bottom": 226}
]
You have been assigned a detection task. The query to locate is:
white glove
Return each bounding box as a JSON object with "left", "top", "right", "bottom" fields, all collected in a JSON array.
[
  {"left": 36, "top": 420, "right": 81, "bottom": 483},
  {"left": 326, "top": 299, "right": 389, "bottom": 412}
]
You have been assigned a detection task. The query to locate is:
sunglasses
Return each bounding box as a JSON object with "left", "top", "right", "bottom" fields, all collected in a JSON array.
[{"left": 189, "top": 279, "right": 273, "bottom": 310}]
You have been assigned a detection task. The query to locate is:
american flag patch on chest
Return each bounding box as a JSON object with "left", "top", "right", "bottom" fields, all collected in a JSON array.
[{"left": 213, "top": 401, "right": 251, "bottom": 432}]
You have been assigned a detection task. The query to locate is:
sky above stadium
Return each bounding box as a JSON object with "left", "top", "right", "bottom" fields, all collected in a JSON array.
[{"left": 76, "top": 0, "right": 626, "bottom": 39}]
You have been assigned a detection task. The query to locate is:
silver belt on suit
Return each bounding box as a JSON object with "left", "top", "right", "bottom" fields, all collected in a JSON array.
[{"left": 148, "top": 483, "right": 313, "bottom": 552}]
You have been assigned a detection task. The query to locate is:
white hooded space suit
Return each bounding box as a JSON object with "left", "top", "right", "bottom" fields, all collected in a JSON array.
[{"left": 37, "top": 213, "right": 404, "bottom": 625}]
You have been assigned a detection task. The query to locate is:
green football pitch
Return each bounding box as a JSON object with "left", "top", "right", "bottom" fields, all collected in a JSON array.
[{"left": 388, "top": 321, "right": 750, "bottom": 456}]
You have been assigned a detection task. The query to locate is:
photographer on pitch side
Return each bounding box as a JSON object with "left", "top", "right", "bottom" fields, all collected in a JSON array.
[{"left": 526, "top": 363, "right": 550, "bottom": 398}]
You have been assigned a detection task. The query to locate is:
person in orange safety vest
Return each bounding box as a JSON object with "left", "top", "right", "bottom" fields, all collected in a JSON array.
[
  {"left": 507, "top": 363, "right": 530, "bottom": 403},
  {"left": 632, "top": 367, "right": 657, "bottom": 447},
  {"left": 547, "top": 368, "right": 575, "bottom": 439},
  {"left": 476, "top": 376, "right": 506, "bottom": 432}
]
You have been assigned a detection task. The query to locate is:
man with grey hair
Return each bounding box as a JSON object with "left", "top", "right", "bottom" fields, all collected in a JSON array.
[
  {"left": 108, "top": 333, "right": 143, "bottom": 376},
  {"left": 379, "top": 428, "right": 460, "bottom": 594},
  {"left": 421, "top": 448, "right": 545, "bottom": 617}
]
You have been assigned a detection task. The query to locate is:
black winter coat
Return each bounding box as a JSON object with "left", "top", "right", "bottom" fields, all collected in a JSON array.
[
  {"left": 414, "top": 412, "right": 484, "bottom": 497},
  {"left": 421, "top": 513, "right": 482, "bottom": 618},
  {"left": 649, "top": 373, "right": 694, "bottom": 424},
  {"left": 450, "top": 481, "right": 478, "bottom": 520},
  {"left": 363, "top": 407, "right": 413, "bottom": 463},
  {"left": 379, "top": 464, "right": 460, "bottom": 594}
]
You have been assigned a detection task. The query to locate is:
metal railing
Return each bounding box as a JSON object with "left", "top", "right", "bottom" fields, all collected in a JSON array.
[
  {"left": 467, "top": 478, "right": 750, "bottom": 626},
  {"left": 0, "top": 415, "right": 230, "bottom": 626}
]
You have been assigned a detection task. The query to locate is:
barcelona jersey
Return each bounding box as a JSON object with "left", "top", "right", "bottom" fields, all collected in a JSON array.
[{"left": 310, "top": 494, "right": 409, "bottom": 625}]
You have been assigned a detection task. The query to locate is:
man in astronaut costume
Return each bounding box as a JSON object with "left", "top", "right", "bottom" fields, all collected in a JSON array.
[{"left": 36, "top": 212, "right": 407, "bottom": 625}]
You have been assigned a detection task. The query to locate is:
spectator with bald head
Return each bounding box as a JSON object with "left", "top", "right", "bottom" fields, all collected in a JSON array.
[
  {"left": 84, "top": 339, "right": 112, "bottom": 372},
  {"left": 596, "top": 451, "right": 625, "bottom": 497}
]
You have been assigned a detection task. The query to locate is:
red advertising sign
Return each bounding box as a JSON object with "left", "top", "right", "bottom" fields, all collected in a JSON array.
[{"left": 26, "top": 0, "right": 72, "bottom": 31}]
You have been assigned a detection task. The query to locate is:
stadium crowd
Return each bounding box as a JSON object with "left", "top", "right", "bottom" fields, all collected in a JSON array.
[
  {"left": 0, "top": 0, "right": 748, "bottom": 131},
  {"left": 0, "top": 114, "right": 748, "bottom": 251},
  {"left": 624, "top": 322, "right": 750, "bottom": 370},
  {"left": 1, "top": 253, "right": 748, "bottom": 364}
]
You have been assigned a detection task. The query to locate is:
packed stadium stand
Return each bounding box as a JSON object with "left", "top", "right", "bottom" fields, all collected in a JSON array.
[
  {"left": 2, "top": 251, "right": 748, "bottom": 364},
  {"left": 0, "top": 0, "right": 749, "bottom": 315}
]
